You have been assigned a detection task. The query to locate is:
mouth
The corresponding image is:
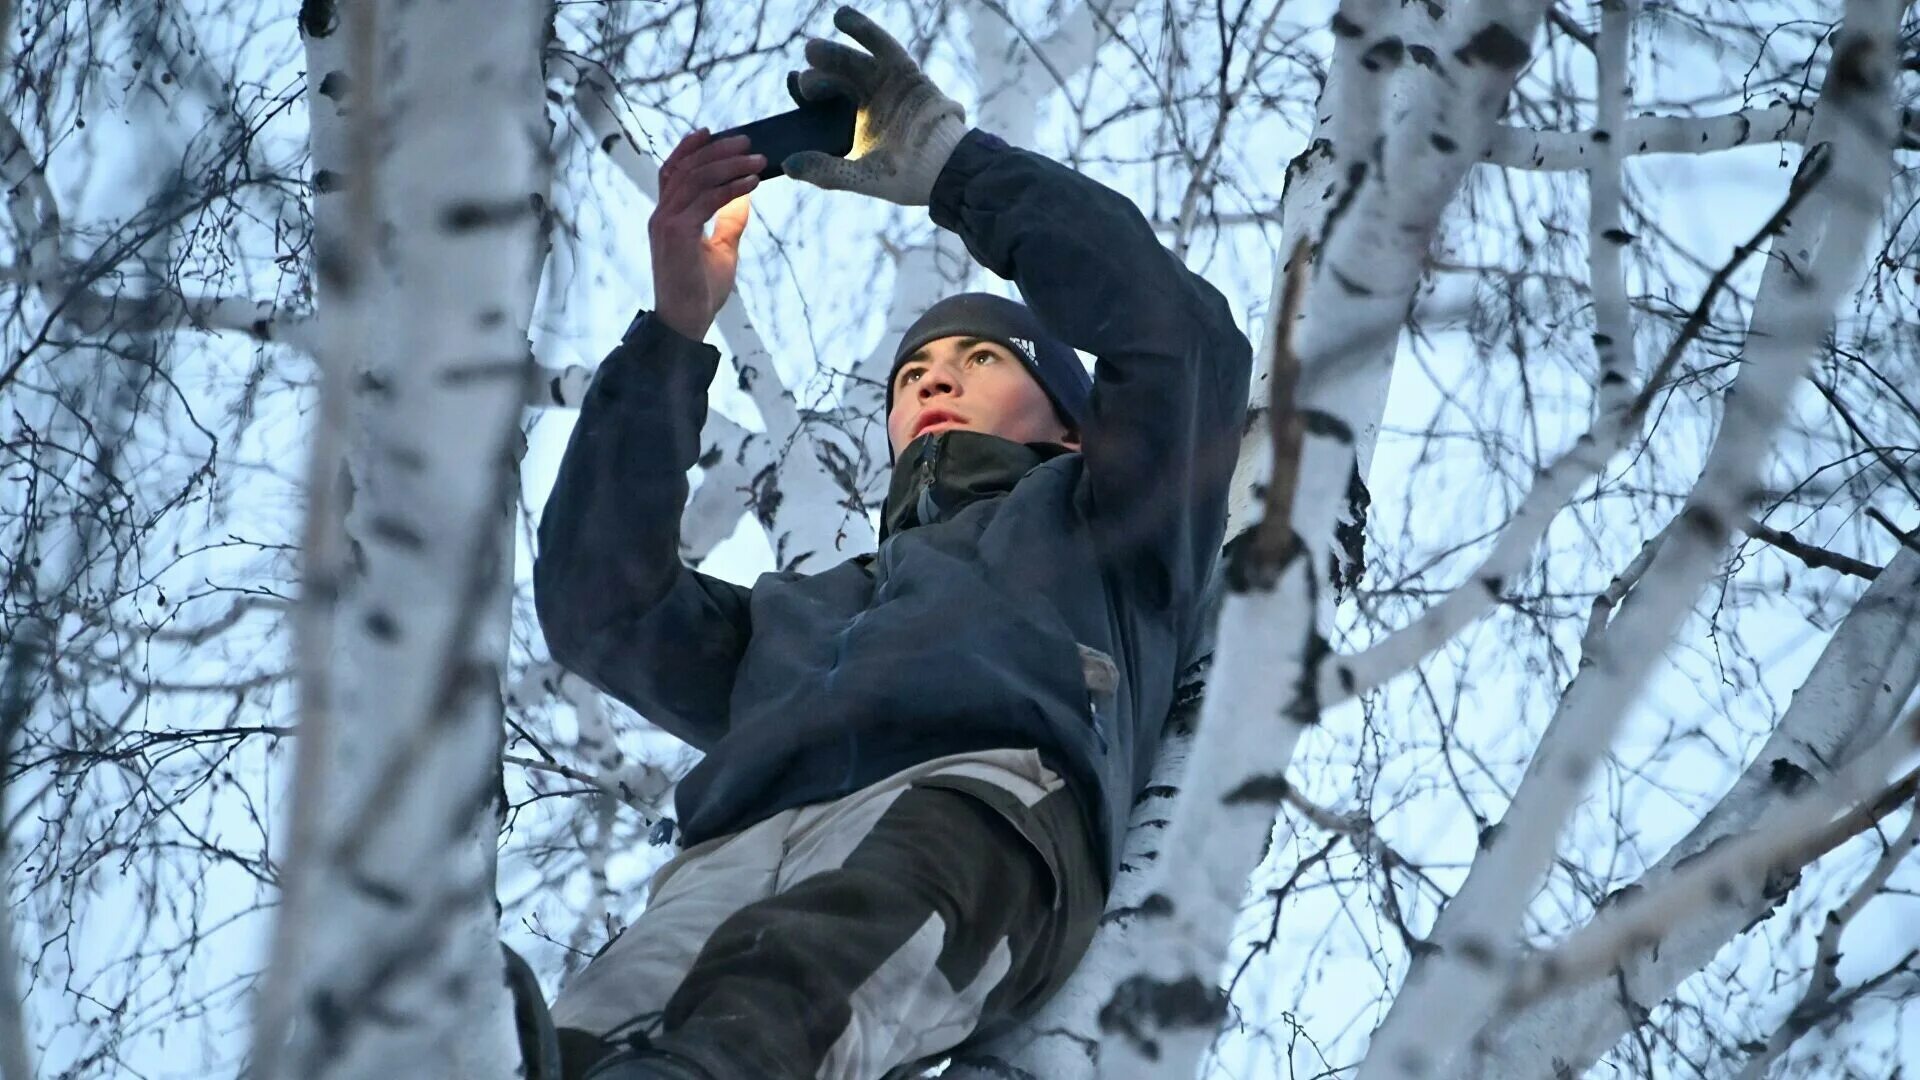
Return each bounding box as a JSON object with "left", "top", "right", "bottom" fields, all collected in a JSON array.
[{"left": 912, "top": 411, "right": 965, "bottom": 438}]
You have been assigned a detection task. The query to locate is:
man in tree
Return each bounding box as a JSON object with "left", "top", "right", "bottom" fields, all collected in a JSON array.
[{"left": 531, "top": 8, "right": 1251, "bottom": 1078}]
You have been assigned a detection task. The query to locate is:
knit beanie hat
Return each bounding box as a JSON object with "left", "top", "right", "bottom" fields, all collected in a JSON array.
[{"left": 886, "top": 293, "right": 1092, "bottom": 432}]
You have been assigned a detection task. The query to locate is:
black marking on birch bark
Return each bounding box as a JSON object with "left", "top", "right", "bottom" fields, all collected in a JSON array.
[
  {"left": 1429, "top": 132, "right": 1458, "bottom": 153},
  {"left": 1769, "top": 757, "right": 1815, "bottom": 794},
  {"left": 348, "top": 870, "right": 409, "bottom": 907},
  {"left": 1453, "top": 22, "right": 1532, "bottom": 72},
  {"left": 316, "top": 237, "right": 353, "bottom": 291},
  {"left": 364, "top": 609, "right": 400, "bottom": 641},
  {"left": 382, "top": 443, "right": 428, "bottom": 473},
  {"left": 1223, "top": 773, "right": 1290, "bottom": 805},
  {"left": 1329, "top": 12, "right": 1363, "bottom": 38},
  {"left": 441, "top": 198, "right": 531, "bottom": 232},
  {"left": 1601, "top": 227, "right": 1635, "bottom": 245},
  {"left": 1222, "top": 524, "right": 1306, "bottom": 592},
  {"left": 313, "top": 168, "right": 343, "bottom": 194},
  {"left": 1681, "top": 504, "right": 1725, "bottom": 540},
  {"left": 548, "top": 375, "right": 567, "bottom": 405},
  {"left": 368, "top": 515, "right": 426, "bottom": 550},
  {"left": 318, "top": 71, "right": 351, "bottom": 100},
  {"left": 250, "top": 318, "right": 272, "bottom": 340},
  {"left": 747, "top": 463, "right": 783, "bottom": 529},
  {"left": 1286, "top": 626, "right": 1331, "bottom": 726},
  {"left": 1137, "top": 783, "right": 1179, "bottom": 803},
  {"left": 1395, "top": 1046, "right": 1434, "bottom": 1075},
  {"left": 1407, "top": 44, "right": 1441, "bottom": 73},
  {"left": 600, "top": 132, "right": 621, "bottom": 154},
  {"left": 1477, "top": 820, "right": 1503, "bottom": 850},
  {"left": 1100, "top": 891, "right": 1173, "bottom": 926},
  {"left": 1336, "top": 664, "right": 1356, "bottom": 694},
  {"left": 1592, "top": 128, "right": 1612, "bottom": 144},
  {"left": 477, "top": 307, "right": 507, "bottom": 328},
  {"left": 440, "top": 359, "right": 526, "bottom": 385},
  {"left": 1301, "top": 408, "right": 1355, "bottom": 443},
  {"left": 1455, "top": 935, "right": 1497, "bottom": 968},
  {"left": 813, "top": 438, "right": 863, "bottom": 501},
  {"left": 1828, "top": 33, "right": 1880, "bottom": 97},
  {"left": 1592, "top": 332, "right": 1614, "bottom": 348},
  {"left": 1481, "top": 574, "right": 1503, "bottom": 597},
  {"left": 356, "top": 370, "right": 393, "bottom": 397},
  {"left": 1320, "top": 159, "right": 1369, "bottom": 255},
  {"left": 299, "top": 0, "right": 338, "bottom": 38},
  {"left": 697, "top": 445, "right": 723, "bottom": 468},
  {"left": 1560, "top": 753, "right": 1592, "bottom": 782},
  {"left": 1333, "top": 467, "right": 1370, "bottom": 596},
  {"left": 1361, "top": 37, "right": 1405, "bottom": 72},
  {"left": 1600, "top": 369, "right": 1628, "bottom": 386},
  {"left": 1762, "top": 864, "right": 1801, "bottom": 901},
  {"left": 1099, "top": 974, "right": 1230, "bottom": 1060}
]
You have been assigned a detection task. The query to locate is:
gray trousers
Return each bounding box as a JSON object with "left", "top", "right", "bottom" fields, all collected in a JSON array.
[{"left": 550, "top": 750, "right": 1103, "bottom": 1080}]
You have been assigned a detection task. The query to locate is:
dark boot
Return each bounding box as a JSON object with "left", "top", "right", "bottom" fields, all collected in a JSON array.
[
  {"left": 504, "top": 944, "right": 562, "bottom": 1080},
  {"left": 580, "top": 1047, "right": 714, "bottom": 1080}
]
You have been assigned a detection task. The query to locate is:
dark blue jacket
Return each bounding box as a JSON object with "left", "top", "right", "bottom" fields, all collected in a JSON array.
[{"left": 534, "top": 131, "right": 1251, "bottom": 884}]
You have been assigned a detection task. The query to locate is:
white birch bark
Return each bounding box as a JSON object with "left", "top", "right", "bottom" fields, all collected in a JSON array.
[
  {"left": 1363, "top": 4, "right": 1905, "bottom": 1074},
  {"left": 1451, "top": 549, "right": 1920, "bottom": 1080},
  {"left": 250, "top": 2, "right": 551, "bottom": 1077}
]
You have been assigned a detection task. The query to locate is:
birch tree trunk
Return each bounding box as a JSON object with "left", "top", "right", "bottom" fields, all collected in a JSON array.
[{"left": 250, "top": 2, "right": 551, "bottom": 1077}]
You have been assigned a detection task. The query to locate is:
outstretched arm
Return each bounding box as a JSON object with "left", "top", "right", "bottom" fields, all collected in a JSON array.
[{"left": 931, "top": 132, "right": 1253, "bottom": 612}]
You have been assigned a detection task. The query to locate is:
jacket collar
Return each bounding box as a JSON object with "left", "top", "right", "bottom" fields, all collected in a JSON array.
[{"left": 879, "top": 430, "right": 1070, "bottom": 541}]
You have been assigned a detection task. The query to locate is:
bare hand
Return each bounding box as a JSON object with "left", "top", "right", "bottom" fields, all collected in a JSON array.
[{"left": 649, "top": 130, "right": 764, "bottom": 340}]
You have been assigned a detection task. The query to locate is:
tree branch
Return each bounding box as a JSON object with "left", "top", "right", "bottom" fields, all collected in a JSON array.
[
  {"left": 1365, "top": 5, "right": 1906, "bottom": 1070},
  {"left": 1458, "top": 546, "right": 1920, "bottom": 1078},
  {"left": 1734, "top": 805, "right": 1920, "bottom": 1078},
  {"left": 1743, "top": 518, "right": 1882, "bottom": 580}
]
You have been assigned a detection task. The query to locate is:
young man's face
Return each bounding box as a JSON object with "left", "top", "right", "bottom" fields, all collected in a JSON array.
[{"left": 886, "top": 335, "right": 1081, "bottom": 460}]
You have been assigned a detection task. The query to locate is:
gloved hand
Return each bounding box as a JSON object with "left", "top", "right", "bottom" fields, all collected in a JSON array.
[{"left": 784, "top": 6, "right": 968, "bottom": 206}]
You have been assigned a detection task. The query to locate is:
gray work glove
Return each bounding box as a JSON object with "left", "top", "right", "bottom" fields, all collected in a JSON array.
[{"left": 784, "top": 7, "right": 968, "bottom": 206}]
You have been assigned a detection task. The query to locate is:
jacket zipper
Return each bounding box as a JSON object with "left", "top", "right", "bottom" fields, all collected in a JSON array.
[{"left": 913, "top": 436, "right": 941, "bottom": 525}]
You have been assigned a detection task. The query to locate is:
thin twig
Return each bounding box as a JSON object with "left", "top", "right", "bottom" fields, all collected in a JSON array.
[{"left": 1744, "top": 519, "right": 1882, "bottom": 580}]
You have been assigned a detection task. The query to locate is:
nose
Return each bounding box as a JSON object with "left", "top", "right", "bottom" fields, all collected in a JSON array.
[{"left": 917, "top": 368, "right": 960, "bottom": 399}]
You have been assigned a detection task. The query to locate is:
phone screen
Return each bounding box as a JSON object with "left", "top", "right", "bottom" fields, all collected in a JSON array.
[{"left": 715, "top": 96, "right": 857, "bottom": 180}]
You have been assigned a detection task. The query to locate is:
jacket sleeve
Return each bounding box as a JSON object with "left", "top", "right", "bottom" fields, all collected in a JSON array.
[
  {"left": 533, "top": 312, "right": 750, "bottom": 751},
  {"left": 929, "top": 131, "right": 1254, "bottom": 620}
]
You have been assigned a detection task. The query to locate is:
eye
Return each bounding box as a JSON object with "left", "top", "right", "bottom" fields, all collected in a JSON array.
[
  {"left": 969, "top": 350, "right": 997, "bottom": 366},
  {"left": 896, "top": 367, "right": 923, "bottom": 388}
]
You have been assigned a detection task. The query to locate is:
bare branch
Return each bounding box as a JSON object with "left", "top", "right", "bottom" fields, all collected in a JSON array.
[
  {"left": 1735, "top": 806, "right": 1920, "bottom": 1077},
  {"left": 1743, "top": 518, "right": 1882, "bottom": 581}
]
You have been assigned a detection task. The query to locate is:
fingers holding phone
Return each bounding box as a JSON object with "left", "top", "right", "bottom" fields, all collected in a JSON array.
[{"left": 649, "top": 130, "right": 765, "bottom": 340}]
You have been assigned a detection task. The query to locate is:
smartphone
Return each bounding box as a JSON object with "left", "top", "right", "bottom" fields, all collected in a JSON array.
[{"left": 714, "top": 92, "right": 857, "bottom": 181}]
